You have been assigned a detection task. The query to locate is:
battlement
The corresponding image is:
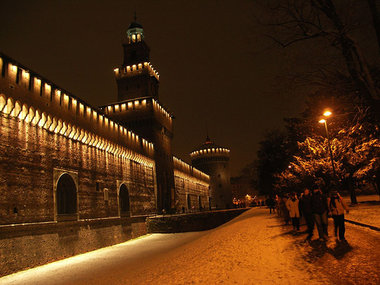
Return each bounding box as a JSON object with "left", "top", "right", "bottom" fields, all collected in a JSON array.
[
  {"left": 0, "top": 53, "right": 154, "bottom": 167},
  {"left": 173, "top": 156, "right": 210, "bottom": 185},
  {"left": 190, "top": 147, "right": 230, "bottom": 158},
  {"left": 100, "top": 97, "right": 173, "bottom": 123},
  {"left": 114, "top": 62, "right": 159, "bottom": 81}
]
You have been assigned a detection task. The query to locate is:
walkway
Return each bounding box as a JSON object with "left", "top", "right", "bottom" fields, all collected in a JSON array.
[{"left": 1, "top": 208, "right": 379, "bottom": 284}]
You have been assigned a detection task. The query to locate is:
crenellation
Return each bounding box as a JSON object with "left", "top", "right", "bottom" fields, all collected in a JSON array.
[
  {"left": 101, "top": 97, "right": 172, "bottom": 127},
  {"left": 0, "top": 95, "right": 155, "bottom": 167},
  {"left": 0, "top": 82, "right": 156, "bottom": 163},
  {"left": 173, "top": 156, "right": 210, "bottom": 185},
  {"left": 190, "top": 147, "right": 231, "bottom": 158},
  {"left": 0, "top": 54, "right": 154, "bottom": 160},
  {"left": 114, "top": 61, "right": 160, "bottom": 81}
]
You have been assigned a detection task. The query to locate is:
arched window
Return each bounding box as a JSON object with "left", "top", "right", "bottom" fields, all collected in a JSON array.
[
  {"left": 119, "top": 184, "right": 130, "bottom": 216},
  {"left": 56, "top": 174, "right": 77, "bottom": 215}
]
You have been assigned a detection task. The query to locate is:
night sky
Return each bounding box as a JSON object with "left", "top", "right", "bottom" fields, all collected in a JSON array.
[{"left": 0, "top": 0, "right": 377, "bottom": 175}]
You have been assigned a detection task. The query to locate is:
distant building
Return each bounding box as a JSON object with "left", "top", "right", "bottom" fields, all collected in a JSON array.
[
  {"left": 190, "top": 136, "right": 232, "bottom": 209},
  {"left": 230, "top": 175, "right": 259, "bottom": 203}
]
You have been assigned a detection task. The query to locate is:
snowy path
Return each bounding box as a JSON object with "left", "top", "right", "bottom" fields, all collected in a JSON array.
[{"left": 1, "top": 208, "right": 379, "bottom": 284}]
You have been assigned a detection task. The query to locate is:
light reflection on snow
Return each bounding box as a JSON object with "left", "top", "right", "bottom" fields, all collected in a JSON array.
[{"left": 0, "top": 234, "right": 153, "bottom": 284}]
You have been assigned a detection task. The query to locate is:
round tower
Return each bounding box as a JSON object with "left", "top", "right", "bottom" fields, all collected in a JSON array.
[{"left": 190, "top": 136, "right": 232, "bottom": 209}]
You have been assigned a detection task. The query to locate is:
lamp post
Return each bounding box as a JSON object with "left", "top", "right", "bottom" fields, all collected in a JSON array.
[{"left": 319, "top": 110, "right": 336, "bottom": 178}]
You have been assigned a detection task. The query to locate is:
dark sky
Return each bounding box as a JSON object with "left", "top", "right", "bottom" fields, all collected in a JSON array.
[{"left": 0, "top": 0, "right": 377, "bottom": 175}]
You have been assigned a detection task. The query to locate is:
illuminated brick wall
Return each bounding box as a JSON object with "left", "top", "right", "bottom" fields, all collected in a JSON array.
[
  {"left": 173, "top": 157, "right": 210, "bottom": 211},
  {"left": 0, "top": 54, "right": 156, "bottom": 225}
]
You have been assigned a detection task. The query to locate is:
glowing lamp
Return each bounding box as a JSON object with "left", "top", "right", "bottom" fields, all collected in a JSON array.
[
  {"left": 319, "top": 119, "right": 326, "bottom": 124},
  {"left": 323, "top": 111, "right": 332, "bottom": 117}
]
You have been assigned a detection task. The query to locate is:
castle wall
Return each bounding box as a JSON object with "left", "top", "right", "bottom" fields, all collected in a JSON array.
[
  {"left": 0, "top": 112, "right": 156, "bottom": 224},
  {"left": 0, "top": 52, "right": 211, "bottom": 276},
  {"left": 0, "top": 54, "right": 157, "bottom": 224},
  {"left": 0, "top": 54, "right": 154, "bottom": 161},
  {"left": 173, "top": 157, "right": 210, "bottom": 212},
  {"left": 0, "top": 54, "right": 156, "bottom": 276}
]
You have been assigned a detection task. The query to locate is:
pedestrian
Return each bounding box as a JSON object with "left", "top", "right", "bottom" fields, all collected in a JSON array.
[
  {"left": 299, "top": 188, "right": 314, "bottom": 240},
  {"left": 280, "top": 195, "right": 290, "bottom": 225},
  {"left": 275, "top": 195, "right": 282, "bottom": 217},
  {"left": 329, "top": 191, "right": 349, "bottom": 242},
  {"left": 266, "top": 196, "right": 275, "bottom": 214},
  {"left": 311, "top": 186, "right": 329, "bottom": 240},
  {"left": 286, "top": 192, "right": 300, "bottom": 232}
]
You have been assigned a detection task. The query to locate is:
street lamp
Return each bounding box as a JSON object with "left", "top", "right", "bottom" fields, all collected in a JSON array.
[{"left": 319, "top": 111, "right": 336, "bottom": 178}]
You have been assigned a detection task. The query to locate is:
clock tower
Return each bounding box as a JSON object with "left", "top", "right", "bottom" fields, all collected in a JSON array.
[
  {"left": 100, "top": 18, "right": 175, "bottom": 212},
  {"left": 116, "top": 19, "right": 159, "bottom": 101}
]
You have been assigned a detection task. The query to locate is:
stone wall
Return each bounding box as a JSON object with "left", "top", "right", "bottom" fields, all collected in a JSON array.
[
  {"left": 173, "top": 157, "right": 210, "bottom": 212},
  {"left": 0, "top": 217, "right": 147, "bottom": 277},
  {"left": 0, "top": 113, "right": 156, "bottom": 224}
]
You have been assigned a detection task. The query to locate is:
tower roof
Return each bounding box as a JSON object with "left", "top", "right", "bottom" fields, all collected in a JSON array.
[
  {"left": 126, "top": 13, "right": 144, "bottom": 41},
  {"left": 190, "top": 136, "right": 230, "bottom": 157},
  {"left": 128, "top": 21, "right": 143, "bottom": 30}
]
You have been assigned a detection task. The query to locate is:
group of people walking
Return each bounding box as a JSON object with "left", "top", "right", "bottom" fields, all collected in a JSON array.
[{"left": 273, "top": 186, "right": 349, "bottom": 242}]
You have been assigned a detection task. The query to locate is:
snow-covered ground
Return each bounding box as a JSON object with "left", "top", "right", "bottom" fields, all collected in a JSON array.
[
  {"left": 1, "top": 207, "right": 379, "bottom": 285},
  {"left": 343, "top": 194, "right": 380, "bottom": 228}
]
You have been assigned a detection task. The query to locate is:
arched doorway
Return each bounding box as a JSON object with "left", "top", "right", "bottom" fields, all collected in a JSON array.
[
  {"left": 56, "top": 173, "right": 77, "bottom": 215},
  {"left": 119, "top": 184, "right": 130, "bottom": 216}
]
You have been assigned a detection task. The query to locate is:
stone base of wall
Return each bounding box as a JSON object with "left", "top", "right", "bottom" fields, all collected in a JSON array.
[
  {"left": 146, "top": 208, "right": 249, "bottom": 233},
  {"left": 0, "top": 217, "right": 147, "bottom": 277}
]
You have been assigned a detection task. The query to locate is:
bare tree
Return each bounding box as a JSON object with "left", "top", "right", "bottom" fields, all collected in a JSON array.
[
  {"left": 367, "top": 0, "right": 380, "bottom": 54},
  {"left": 257, "top": 0, "right": 379, "bottom": 104}
]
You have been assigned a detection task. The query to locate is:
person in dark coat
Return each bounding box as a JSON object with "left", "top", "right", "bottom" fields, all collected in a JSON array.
[
  {"left": 299, "top": 188, "right": 314, "bottom": 240},
  {"left": 266, "top": 196, "right": 275, "bottom": 214},
  {"left": 280, "top": 194, "right": 290, "bottom": 225},
  {"left": 311, "top": 187, "right": 329, "bottom": 240}
]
